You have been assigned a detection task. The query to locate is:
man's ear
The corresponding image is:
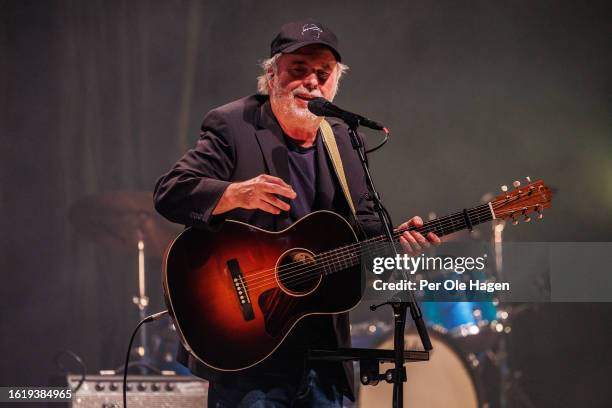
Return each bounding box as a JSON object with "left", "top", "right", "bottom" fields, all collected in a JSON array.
[{"left": 267, "top": 69, "right": 275, "bottom": 89}]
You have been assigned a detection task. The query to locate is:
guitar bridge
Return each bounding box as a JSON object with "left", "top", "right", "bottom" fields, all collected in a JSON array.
[{"left": 227, "top": 259, "right": 254, "bottom": 321}]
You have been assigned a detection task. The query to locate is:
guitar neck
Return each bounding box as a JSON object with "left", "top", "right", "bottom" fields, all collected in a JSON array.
[
  {"left": 316, "top": 203, "right": 494, "bottom": 275},
  {"left": 401, "top": 203, "right": 493, "bottom": 238}
]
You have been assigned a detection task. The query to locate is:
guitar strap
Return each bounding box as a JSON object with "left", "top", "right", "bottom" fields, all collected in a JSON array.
[{"left": 319, "top": 119, "right": 357, "bottom": 217}]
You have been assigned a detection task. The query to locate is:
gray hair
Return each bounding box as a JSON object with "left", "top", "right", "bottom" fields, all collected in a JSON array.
[{"left": 257, "top": 53, "right": 349, "bottom": 95}]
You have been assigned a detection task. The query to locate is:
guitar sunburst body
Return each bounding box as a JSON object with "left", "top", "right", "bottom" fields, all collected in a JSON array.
[{"left": 163, "top": 211, "right": 361, "bottom": 371}]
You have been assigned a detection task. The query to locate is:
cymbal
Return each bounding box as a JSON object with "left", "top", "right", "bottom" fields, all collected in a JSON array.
[{"left": 69, "top": 191, "right": 182, "bottom": 255}]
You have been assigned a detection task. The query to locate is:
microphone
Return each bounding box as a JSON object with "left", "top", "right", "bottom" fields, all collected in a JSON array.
[{"left": 307, "top": 97, "right": 385, "bottom": 130}]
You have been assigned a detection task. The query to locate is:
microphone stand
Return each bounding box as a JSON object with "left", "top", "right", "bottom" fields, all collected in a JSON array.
[{"left": 346, "top": 119, "right": 432, "bottom": 408}]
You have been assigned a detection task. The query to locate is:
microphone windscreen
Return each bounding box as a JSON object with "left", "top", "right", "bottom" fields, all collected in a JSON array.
[{"left": 307, "top": 97, "right": 328, "bottom": 117}]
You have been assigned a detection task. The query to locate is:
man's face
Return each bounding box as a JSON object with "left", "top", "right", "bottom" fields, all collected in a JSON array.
[{"left": 269, "top": 45, "right": 339, "bottom": 125}]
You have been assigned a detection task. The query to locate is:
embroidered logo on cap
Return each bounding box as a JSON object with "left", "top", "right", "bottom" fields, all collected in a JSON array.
[{"left": 302, "top": 23, "right": 323, "bottom": 39}]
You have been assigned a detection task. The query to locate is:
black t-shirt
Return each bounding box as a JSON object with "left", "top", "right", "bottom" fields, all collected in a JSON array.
[{"left": 285, "top": 134, "right": 318, "bottom": 223}]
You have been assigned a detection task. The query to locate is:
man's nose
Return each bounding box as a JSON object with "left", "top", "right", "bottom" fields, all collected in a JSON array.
[{"left": 303, "top": 73, "right": 319, "bottom": 90}]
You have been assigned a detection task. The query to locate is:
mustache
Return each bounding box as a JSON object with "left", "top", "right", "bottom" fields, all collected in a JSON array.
[{"left": 291, "top": 88, "right": 323, "bottom": 98}]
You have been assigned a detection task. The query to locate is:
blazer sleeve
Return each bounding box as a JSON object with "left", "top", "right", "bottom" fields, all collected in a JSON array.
[
  {"left": 154, "top": 109, "right": 235, "bottom": 229},
  {"left": 355, "top": 188, "right": 385, "bottom": 238}
]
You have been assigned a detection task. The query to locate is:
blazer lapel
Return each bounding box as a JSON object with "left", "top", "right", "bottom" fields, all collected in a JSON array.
[
  {"left": 314, "top": 133, "right": 336, "bottom": 211},
  {"left": 254, "top": 101, "right": 290, "bottom": 185},
  {"left": 254, "top": 100, "right": 292, "bottom": 230}
]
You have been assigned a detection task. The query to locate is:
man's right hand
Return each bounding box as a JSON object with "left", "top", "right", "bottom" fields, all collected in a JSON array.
[{"left": 212, "top": 174, "right": 297, "bottom": 215}]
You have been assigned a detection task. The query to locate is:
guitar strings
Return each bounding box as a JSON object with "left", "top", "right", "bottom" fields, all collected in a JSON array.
[
  {"left": 241, "top": 199, "right": 546, "bottom": 292},
  {"left": 240, "top": 203, "right": 513, "bottom": 291},
  {"left": 241, "top": 202, "right": 544, "bottom": 294},
  {"left": 244, "top": 190, "right": 546, "bottom": 286},
  {"left": 243, "top": 203, "right": 496, "bottom": 284},
  {"left": 242, "top": 207, "right": 500, "bottom": 292},
  {"left": 241, "top": 202, "right": 519, "bottom": 291},
  {"left": 243, "top": 204, "right": 494, "bottom": 285},
  {"left": 228, "top": 186, "right": 547, "bottom": 293},
  {"left": 244, "top": 213, "right": 504, "bottom": 293}
]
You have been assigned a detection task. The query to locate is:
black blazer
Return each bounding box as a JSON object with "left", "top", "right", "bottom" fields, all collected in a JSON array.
[{"left": 154, "top": 94, "right": 382, "bottom": 400}]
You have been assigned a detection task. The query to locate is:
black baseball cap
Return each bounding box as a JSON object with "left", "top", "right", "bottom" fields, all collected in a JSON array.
[{"left": 270, "top": 19, "right": 341, "bottom": 62}]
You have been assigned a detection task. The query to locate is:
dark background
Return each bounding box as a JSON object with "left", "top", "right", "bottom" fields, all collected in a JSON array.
[{"left": 1, "top": 0, "right": 611, "bottom": 406}]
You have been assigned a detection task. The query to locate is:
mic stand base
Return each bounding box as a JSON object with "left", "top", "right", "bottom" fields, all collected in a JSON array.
[{"left": 307, "top": 347, "right": 429, "bottom": 386}]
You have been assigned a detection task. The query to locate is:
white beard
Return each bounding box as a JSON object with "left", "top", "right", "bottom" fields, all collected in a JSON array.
[{"left": 269, "top": 79, "right": 330, "bottom": 127}]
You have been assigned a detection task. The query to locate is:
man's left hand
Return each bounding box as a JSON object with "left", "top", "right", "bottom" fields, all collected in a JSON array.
[{"left": 397, "top": 216, "right": 441, "bottom": 255}]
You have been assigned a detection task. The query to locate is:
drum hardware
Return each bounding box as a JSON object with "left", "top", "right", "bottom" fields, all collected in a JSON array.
[
  {"left": 490, "top": 214, "right": 511, "bottom": 408},
  {"left": 487, "top": 207, "right": 537, "bottom": 408},
  {"left": 69, "top": 192, "right": 181, "bottom": 255},
  {"left": 479, "top": 305, "right": 537, "bottom": 408},
  {"left": 70, "top": 192, "right": 181, "bottom": 371}
]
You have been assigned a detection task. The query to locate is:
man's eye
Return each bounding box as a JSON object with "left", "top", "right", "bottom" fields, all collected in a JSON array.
[{"left": 292, "top": 68, "right": 307, "bottom": 76}]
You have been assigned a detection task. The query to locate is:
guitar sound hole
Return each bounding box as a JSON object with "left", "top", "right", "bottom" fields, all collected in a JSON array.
[{"left": 277, "top": 249, "right": 322, "bottom": 295}]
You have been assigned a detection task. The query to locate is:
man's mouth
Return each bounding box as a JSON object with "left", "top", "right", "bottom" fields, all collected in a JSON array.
[{"left": 294, "top": 94, "right": 317, "bottom": 101}]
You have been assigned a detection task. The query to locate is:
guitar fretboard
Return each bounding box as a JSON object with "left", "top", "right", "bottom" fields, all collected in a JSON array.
[{"left": 315, "top": 203, "right": 493, "bottom": 275}]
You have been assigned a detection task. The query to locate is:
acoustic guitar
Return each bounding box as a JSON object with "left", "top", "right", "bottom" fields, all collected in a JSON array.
[{"left": 162, "top": 179, "right": 552, "bottom": 371}]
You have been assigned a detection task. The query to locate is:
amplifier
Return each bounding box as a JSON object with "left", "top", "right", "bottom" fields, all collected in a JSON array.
[{"left": 54, "top": 373, "right": 208, "bottom": 407}]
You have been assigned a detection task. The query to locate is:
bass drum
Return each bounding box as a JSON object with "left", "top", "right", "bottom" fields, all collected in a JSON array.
[{"left": 357, "top": 331, "right": 485, "bottom": 408}]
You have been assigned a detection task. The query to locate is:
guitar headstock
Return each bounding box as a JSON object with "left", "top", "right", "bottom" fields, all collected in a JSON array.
[{"left": 491, "top": 178, "right": 553, "bottom": 224}]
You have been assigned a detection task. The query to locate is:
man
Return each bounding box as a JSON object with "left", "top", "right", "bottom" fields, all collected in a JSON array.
[{"left": 154, "top": 19, "right": 439, "bottom": 408}]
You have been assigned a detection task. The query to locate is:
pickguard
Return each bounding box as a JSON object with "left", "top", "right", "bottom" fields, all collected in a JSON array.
[{"left": 258, "top": 288, "right": 299, "bottom": 337}]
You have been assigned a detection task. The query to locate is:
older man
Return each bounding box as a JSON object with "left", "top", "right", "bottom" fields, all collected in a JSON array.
[{"left": 154, "top": 19, "right": 439, "bottom": 408}]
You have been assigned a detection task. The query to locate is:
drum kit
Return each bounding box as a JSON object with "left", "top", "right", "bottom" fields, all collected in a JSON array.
[
  {"left": 352, "top": 208, "right": 536, "bottom": 408},
  {"left": 351, "top": 301, "right": 514, "bottom": 408},
  {"left": 69, "top": 191, "right": 183, "bottom": 371}
]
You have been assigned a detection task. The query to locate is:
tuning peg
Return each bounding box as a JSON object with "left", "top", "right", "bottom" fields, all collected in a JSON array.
[
  {"left": 511, "top": 213, "right": 519, "bottom": 225},
  {"left": 537, "top": 205, "right": 543, "bottom": 219},
  {"left": 526, "top": 176, "right": 531, "bottom": 183},
  {"left": 524, "top": 215, "right": 531, "bottom": 223},
  {"left": 513, "top": 180, "right": 521, "bottom": 188},
  {"left": 501, "top": 185, "right": 508, "bottom": 192}
]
